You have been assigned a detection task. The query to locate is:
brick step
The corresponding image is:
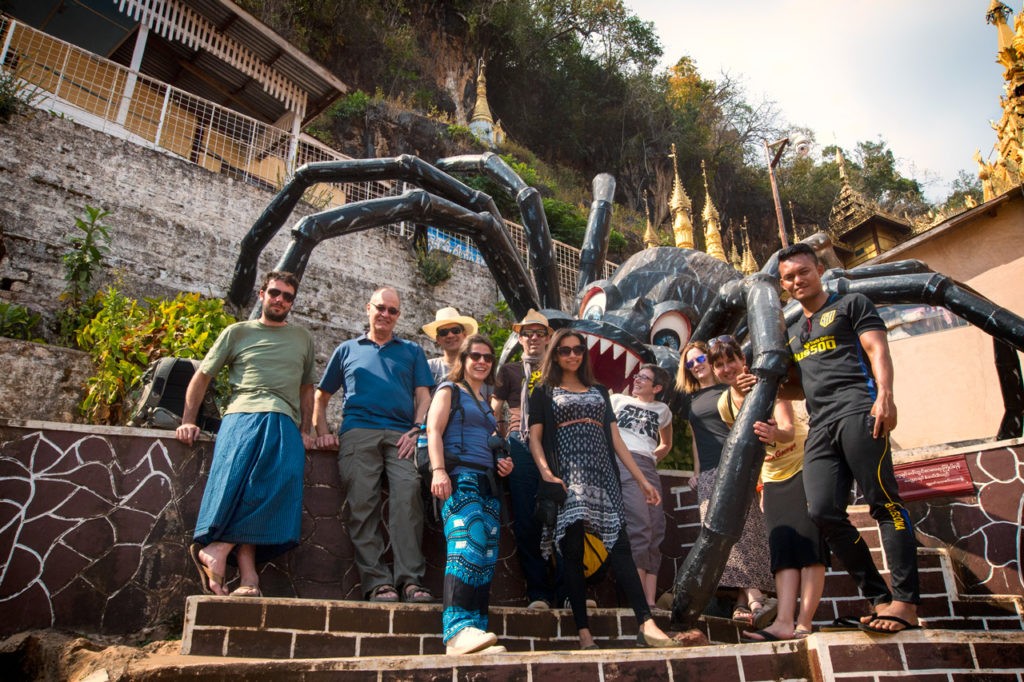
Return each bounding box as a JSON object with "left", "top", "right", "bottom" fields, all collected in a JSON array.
[
  {"left": 181, "top": 596, "right": 683, "bottom": 659},
  {"left": 156, "top": 630, "right": 1024, "bottom": 681}
]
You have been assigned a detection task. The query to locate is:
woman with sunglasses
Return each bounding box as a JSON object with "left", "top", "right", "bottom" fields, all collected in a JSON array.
[
  {"left": 426, "top": 334, "right": 514, "bottom": 655},
  {"left": 676, "top": 339, "right": 775, "bottom": 628},
  {"left": 709, "top": 337, "right": 824, "bottom": 642},
  {"left": 528, "top": 328, "right": 679, "bottom": 650}
]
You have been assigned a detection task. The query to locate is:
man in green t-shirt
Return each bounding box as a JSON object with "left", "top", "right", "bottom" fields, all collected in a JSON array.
[{"left": 179, "top": 271, "right": 317, "bottom": 597}]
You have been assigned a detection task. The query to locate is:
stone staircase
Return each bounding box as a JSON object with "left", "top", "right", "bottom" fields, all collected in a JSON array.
[{"left": 162, "top": 545, "right": 1024, "bottom": 681}]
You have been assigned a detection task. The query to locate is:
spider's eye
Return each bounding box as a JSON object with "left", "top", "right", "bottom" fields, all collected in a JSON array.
[
  {"left": 579, "top": 288, "right": 606, "bottom": 321},
  {"left": 650, "top": 311, "right": 691, "bottom": 352}
]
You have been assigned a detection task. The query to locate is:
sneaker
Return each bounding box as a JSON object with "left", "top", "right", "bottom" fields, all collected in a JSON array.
[
  {"left": 477, "top": 645, "right": 507, "bottom": 654},
  {"left": 446, "top": 627, "right": 498, "bottom": 655},
  {"left": 527, "top": 599, "right": 551, "bottom": 610}
]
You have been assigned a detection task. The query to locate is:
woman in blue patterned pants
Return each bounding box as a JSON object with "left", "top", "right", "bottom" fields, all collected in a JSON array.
[{"left": 425, "top": 334, "right": 514, "bottom": 655}]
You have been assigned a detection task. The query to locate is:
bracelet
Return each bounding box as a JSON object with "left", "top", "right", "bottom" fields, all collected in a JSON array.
[{"left": 432, "top": 466, "right": 446, "bottom": 473}]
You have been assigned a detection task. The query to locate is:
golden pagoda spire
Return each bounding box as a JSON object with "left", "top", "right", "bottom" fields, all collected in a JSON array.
[
  {"left": 728, "top": 222, "right": 743, "bottom": 270},
  {"left": 642, "top": 189, "right": 660, "bottom": 249},
  {"left": 979, "top": 1, "right": 1024, "bottom": 198},
  {"left": 470, "top": 58, "right": 493, "bottom": 125},
  {"left": 701, "top": 160, "right": 728, "bottom": 263},
  {"left": 668, "top": 144, "right": 695, "bottom": 248},
  {"left": 741, "top": 218, "right": 759, "bottom": 275}
]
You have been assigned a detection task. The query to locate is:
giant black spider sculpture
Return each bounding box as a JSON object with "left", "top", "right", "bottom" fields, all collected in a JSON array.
[{"left": 227, "top": 153, "right": 1024, "bottom": 630}]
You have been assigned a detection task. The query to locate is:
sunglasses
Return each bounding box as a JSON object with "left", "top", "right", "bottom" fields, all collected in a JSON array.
[
  {"left": 436, "top": 325, "right": 463, "bottom": 338},
  {"left": 556, "top": 345, "right": 586, "bottom": 357},
  {"left": 633, "top": 374, "right": 654, "bottom": 383},
  {"left": 685, "top": 354, "right": 708, "bottom": 369},
  {"left": 520, "top": 329, "right": 548, "bottom": 339},
  {"left": 467, "top": 351, "right": 494, "bottom": 363},
  {"left": 264, "top": 288, "right": 295, "bottom": 303},
  {"left": 709, "top": 335, "right": 736, "bottom": 349},
  {"left": 372, "top": 303, "right": 400, "bottom": 316}
]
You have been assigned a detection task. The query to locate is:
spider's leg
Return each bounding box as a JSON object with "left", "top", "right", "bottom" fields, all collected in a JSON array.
[
  {"left": 576, "top": 174, "right": 616, "bottom": 300},
  {"left": 672, "top": 274, "right": 789, "bottom": 629},
  {"left": 256, "top": 189, "right": 538, "bottom": 319}
]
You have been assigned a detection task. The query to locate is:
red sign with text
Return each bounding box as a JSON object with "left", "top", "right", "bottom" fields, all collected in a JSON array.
[{"left": 894, "top": 454, "right": 975, "bottom": 501}]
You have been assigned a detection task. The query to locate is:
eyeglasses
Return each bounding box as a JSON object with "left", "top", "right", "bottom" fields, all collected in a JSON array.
[
  {"left": 372, "top": 303, "right": 400, "bottom": 316},
  {"left": 520, "top": 329, "right": 548, "bottom": 339},
  {"left": 436, "top": 325, "right": 463, "bottom": 338},
  {"left": 633, "top": 374, "right": 654, "bottom": 383},
  {"left": 264, "top": 288, "right": 295, "bottom": 303},
  {"left": 709, "top": 335, "right": 736, "bottom": 349},
  {"left": 467, "top": 351, "right": 494, "bottom": 363},
  {"left": 684, "top": 354, "right": 707, "bottom": 369},
  {"left": 556, "top": 345, "right": 586, "bottom": 357}
]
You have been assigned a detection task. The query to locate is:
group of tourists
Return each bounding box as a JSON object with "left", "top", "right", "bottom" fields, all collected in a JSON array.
[{"left": 180, "top": 241, "right": 920, "bottom": 656}]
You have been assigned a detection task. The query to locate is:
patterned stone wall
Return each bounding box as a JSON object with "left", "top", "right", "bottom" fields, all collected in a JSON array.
[{"left": 1, "top": 419, "right": 1022, "bottom": 637}]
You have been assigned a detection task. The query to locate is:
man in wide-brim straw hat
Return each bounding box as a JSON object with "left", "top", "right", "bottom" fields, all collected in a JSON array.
[
  {"left": 492, "top": 308, "right": 561, "bottom": 609},
  {"left": 422, "top": 306, "right": 479, "bottom": 385}
]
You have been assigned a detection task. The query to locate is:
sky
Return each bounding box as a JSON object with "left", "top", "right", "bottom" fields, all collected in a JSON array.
[{"left": 625, "top": 0, "right": 1007, "bottom": 203}]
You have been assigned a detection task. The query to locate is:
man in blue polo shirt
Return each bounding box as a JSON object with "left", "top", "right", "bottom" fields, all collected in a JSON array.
[{"left": 314, "top": 286, "right": 435, "bottom": 603}]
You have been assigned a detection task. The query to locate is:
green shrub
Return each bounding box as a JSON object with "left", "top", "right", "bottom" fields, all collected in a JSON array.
[
  {"left": 76, "top": 288, "right": 236, "bottom": 425},
  {"left": 477, "top": 300, "right": 515, "bottom": 356},
  {"left": 416, "top": 249, "right": 455, "bottom": 286},
  {"left": 0, "top": 302, "right": 43, "bottom": 342},
  {"left": 59, "top": 206, "right": 112, "bottom": 345},
  {"left": 333, "top": 89, "right": 371, "bottom": 120}
]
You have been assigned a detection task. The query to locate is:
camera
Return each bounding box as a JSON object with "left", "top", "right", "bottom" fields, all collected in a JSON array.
[{"left": 487, "top": 434, "right": 509, "bottom": 457}]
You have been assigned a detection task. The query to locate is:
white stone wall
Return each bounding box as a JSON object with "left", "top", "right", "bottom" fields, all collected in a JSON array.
[{"left": 0, "top": 112, "right": 500, "bottom": 425}]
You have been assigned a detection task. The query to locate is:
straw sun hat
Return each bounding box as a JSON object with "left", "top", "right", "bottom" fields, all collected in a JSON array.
[{"left": 421, "top": 307, "right": 479, "bottom": 340}]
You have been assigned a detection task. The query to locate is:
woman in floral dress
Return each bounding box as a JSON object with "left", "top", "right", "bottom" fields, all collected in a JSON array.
[{"left": 528, "top": 328, "right": 678, "bottom": 650}]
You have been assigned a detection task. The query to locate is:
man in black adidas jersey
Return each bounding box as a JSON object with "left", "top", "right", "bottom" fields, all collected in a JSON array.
[{"left": 778, "top": 243, "right": 919, "bottom": 635}]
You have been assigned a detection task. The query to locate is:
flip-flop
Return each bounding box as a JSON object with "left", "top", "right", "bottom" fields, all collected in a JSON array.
[
  {"left": 731, "top": 604, "right": 754, "bottom": 625},
  {"left": 820, "top": 615, "right": 870, "bottom": 632},
  {"left": 752, "top": 597, "right": 778, "bottom": 629},
  {"left": 189, "top": 543, "right": 225, "bottom": 595},
  {"left": 793, "top": 627, "right": 813, "bottom": 639},
  {"left": 230, "top": 585, "right": 262, "bottom": 597},
  {"left": 859, "top": 615, "right": 921, "bottom": 635},
  {"left": 740, "top": 629, "right": 781, "bottom": 642}
]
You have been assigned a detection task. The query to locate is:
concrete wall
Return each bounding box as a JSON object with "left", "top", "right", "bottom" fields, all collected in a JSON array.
[
  {"left": 0, "top": 111, "right": 499, "bottom": 400},
  {"left": 872, "top": 193, "right": 1024, "bottom": 449}
]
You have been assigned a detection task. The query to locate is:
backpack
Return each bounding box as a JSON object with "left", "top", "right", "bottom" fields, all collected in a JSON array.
[
  {"left": 126, "top": 357, "right": 221, "bottom": 432},
  {"left": 415, "top": 383, "right": 463, "bottom": 481}
]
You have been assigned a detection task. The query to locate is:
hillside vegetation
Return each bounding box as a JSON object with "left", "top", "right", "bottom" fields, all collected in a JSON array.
[{"left": 239, "top": 0, "right": 982, "bottom": 262}]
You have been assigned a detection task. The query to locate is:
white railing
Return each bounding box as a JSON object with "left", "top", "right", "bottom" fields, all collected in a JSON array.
[{"left": 0, "top": 14, "right": 614, "bottom": 309}]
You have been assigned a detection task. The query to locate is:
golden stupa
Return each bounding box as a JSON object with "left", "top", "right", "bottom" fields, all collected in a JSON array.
[
  {"left": 642, "top": 189, "right": 660, "bottom": 249},
  {"left": 700, "top": 160, "right": 728, "bottom": 263},
  {"left": 741, "top": 218, "right": 759, "bottom": 275},
  {"left": 668, "top": 144, "right": 695, "bottom": 249}
]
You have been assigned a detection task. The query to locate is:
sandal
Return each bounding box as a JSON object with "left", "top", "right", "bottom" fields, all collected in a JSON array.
[
  {"left": 731, "top": 604, "right": 754, "bottom": 625},
  {"left": 751, "top": 597, "right": 778, "bottom": 629},
  {"left": 793, "top": 627, "right": 813, "bottom": 639},
  {"left": 368, "top": 584, "right": 399, "bottom": 602},
  {"left": 189, "top": 543, "right": 225, "bottom": 595},
  {"left": 403, "top": 583, "right": 436, "bottom": 603}
]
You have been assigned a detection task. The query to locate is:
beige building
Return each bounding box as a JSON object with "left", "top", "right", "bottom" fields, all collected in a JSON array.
[{"left": 867, "top": 187, "right": 1024, "bottom": 450}]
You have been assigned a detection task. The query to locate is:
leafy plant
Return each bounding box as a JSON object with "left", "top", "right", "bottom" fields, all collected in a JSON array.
[
  {"left": 0, "top": 302, "right": 43, "bottom": 342},
  {"left": 477, "top": 300, "right": 516, "bottom": 356},
  {"left": 76, "top": 288, "right": 236, "bottom": 425},
  {"left": 58, "top": 206, "right": 112, "bottom": 345},
  {"left": 0, "top": 57, "right": 42, "bottom": 124},
  {"left": 415, "top": 248, "right": 455, "bottom": 286}
]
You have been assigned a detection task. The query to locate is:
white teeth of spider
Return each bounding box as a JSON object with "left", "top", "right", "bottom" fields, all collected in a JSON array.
[
  {"left": 586, "top": 335, "right": 600, "bottom": 350},
  {"left": 624, "top": 354, "right": 640, "bottom": 377},
  {"left": 599, "top": 338, "right": 612, "bottom": 355},
  {"left": 612, "top": 344, "right": 625, "bottom": 360}
]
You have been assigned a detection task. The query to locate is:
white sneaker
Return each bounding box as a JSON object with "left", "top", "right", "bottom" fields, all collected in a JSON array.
[
  {"left": 477, "top": 645, "right": 507, "bottom": 654},
  {"left": 446, "top": 627, "right": 498, "bottom": 655},
  {"left": 527, "top": 600, "right": 551, "bottom": 610}
]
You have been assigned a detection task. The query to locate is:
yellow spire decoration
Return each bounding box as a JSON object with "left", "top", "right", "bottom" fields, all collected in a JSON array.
[
  {"left": 741, "top": 218, "right": 758, "bottom": 275},
  {"left": 668, "top": 144, "right": 695, "bottom": 248},
  {"left": 642, "top": 189, "right": 660, "bottom": 248},
  {"left": 728, "top": 222, "right": 742, "bottom": 270},
  {"left": 701, "top": 160, "right": 728, "bottom": 263},
  {"left": 470, "top": 58, "right": 493, "bottom": 125}
]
